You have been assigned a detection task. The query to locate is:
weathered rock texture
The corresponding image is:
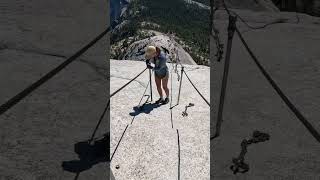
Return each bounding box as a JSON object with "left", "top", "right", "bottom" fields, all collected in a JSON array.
[
  {"left": 277, "top": 0, "right": 320, "bottom": 17},
  {"left": 0, "top": 0, "right": 109, "bottom": 179},
  {"left": 211, "top": 6, "right": 320, "bottom": 180},
  {"left": 110, "top": 60, "right": 210, "bottom": 179},
  {"left": 122, "top": 34, "right": 197, "bottom": 65}
]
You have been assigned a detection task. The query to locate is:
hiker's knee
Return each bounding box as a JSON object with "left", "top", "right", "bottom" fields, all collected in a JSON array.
[
  {"left": 163, "top": 84, "right": 168, "bottom": 89},
  {"left": 163, "top": 85, "right": 169, "bottom": 92}
]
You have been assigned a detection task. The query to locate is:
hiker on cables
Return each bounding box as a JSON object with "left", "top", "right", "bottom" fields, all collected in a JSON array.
[{"left": 145, "top": 45, "right": 170, "bottom": 105}]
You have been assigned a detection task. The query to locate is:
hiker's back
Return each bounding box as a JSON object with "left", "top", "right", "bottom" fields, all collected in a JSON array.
[{"left": 155, "top": 52, "right": 167, "bottom": 69}]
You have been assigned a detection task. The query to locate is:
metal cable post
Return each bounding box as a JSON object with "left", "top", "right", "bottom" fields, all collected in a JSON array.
[
  {"left": 214, "top": 15, "right": 237, "bottom": 138},
  {"left": 149, "top": 69, "right": 153, "bottom": 101},
  {"left": 177, "top": 66, "right": 184, "bottom": 105}
]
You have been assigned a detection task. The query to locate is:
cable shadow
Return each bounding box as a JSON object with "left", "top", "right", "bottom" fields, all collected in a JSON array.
[
  {"left": 61, "top": 133, "right": 110, "bottom": 178},
  {"left": 170, "top": 104, "right": 179, "bottom": 109},
  {"left": 129, "top": 103, "right": 161, "bottom": 116}
]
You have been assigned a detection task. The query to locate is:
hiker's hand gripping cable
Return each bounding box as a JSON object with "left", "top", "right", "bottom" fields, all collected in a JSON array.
[
  {"left": 146, "top": 59, "right": 154, "bottom": 69},
  {"left": 146, "top": 58, "right": 168, "bottom": 78}
]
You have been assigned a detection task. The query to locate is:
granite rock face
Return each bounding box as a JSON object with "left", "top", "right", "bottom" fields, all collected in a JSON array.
[
  {"left": 122, "top": 34, "right": 197, "bottom": 65},
  {"left": 278, "top": 0, "right": 320, "bottom": 17},
  {"left": 0, "top": 0, "right": 109, "bottom": 179},
  {"left": 110, "top": 60, "right": 210, "bottom": 180},
  {"left": 211, "top": 5, "right": 320, "bottom": 180}
]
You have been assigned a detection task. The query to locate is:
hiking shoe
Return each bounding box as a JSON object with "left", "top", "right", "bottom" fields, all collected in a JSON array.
[
  {"left": 155, "top": 98, "right": 163, "bottom": 104},
  {"left": 162, "top": 97, "right": 169, "bottom": 104}
]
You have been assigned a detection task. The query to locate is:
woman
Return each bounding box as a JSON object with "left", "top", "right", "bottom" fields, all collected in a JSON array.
[{"left": 145, "top": 45, "right": 170, "bottom": 104}]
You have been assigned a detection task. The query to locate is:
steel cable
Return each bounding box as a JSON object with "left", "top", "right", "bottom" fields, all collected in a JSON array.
[{"left": 0, "top": 27, "right": 111, "bottom": 116}]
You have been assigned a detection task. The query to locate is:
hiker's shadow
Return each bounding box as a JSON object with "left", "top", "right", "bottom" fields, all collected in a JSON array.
[
  {"left": 129, "top": 103, "right": 161, "bottom": 116},
  {"left": 61, "top": 133, "right": 109, "bottom": 174}
]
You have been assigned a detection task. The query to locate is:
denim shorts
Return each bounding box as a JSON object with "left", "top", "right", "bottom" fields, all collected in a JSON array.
[{"left": 155, "top": 68, "right": 169, "bottom": 79}]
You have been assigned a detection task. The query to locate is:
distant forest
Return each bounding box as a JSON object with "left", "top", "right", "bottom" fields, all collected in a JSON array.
[{"left": 127, "top": 0, "right": 210, "bottom": 64}]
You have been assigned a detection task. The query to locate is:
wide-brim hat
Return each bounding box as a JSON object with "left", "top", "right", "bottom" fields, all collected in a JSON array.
[{"left": 145, "top": 45, "right": 157, "bottom": 59}]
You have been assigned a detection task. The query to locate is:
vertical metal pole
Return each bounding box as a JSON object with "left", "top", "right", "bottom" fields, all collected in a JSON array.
[
  {"left": 214, "top": 15, "right": 237, "bottom": 138},
  {"left": 175, "top": 50, "right": 179, "bottom": 73},
  {"left": 177, "top": 66, "right": 184, "bottom": 105},
  {"left": 149, "top": 69, "right": 153, "bottom": 102}
]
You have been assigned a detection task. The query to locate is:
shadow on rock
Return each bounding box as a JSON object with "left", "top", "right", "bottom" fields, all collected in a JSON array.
[
  {"left": 62, "top": 133, "right": 110, "bottom": 174},
  {"left": 129, "top": 103, "right": 161, "bottom": 116}
]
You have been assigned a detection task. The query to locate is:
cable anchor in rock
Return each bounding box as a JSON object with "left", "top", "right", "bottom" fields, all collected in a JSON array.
[
  {"left": 230, "top": 130, "right": 270, "bottom": 174},
  {"left": 182, "top": 103, "right": 195, "bottom": 117}
]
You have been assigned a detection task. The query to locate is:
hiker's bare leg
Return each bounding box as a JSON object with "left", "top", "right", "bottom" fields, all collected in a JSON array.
[
  {"left": 162, "top": 76, "right": 169, "bottom": 98},
  {"left": 155, "top": 76, "right": 163, "bottom": 98}
]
